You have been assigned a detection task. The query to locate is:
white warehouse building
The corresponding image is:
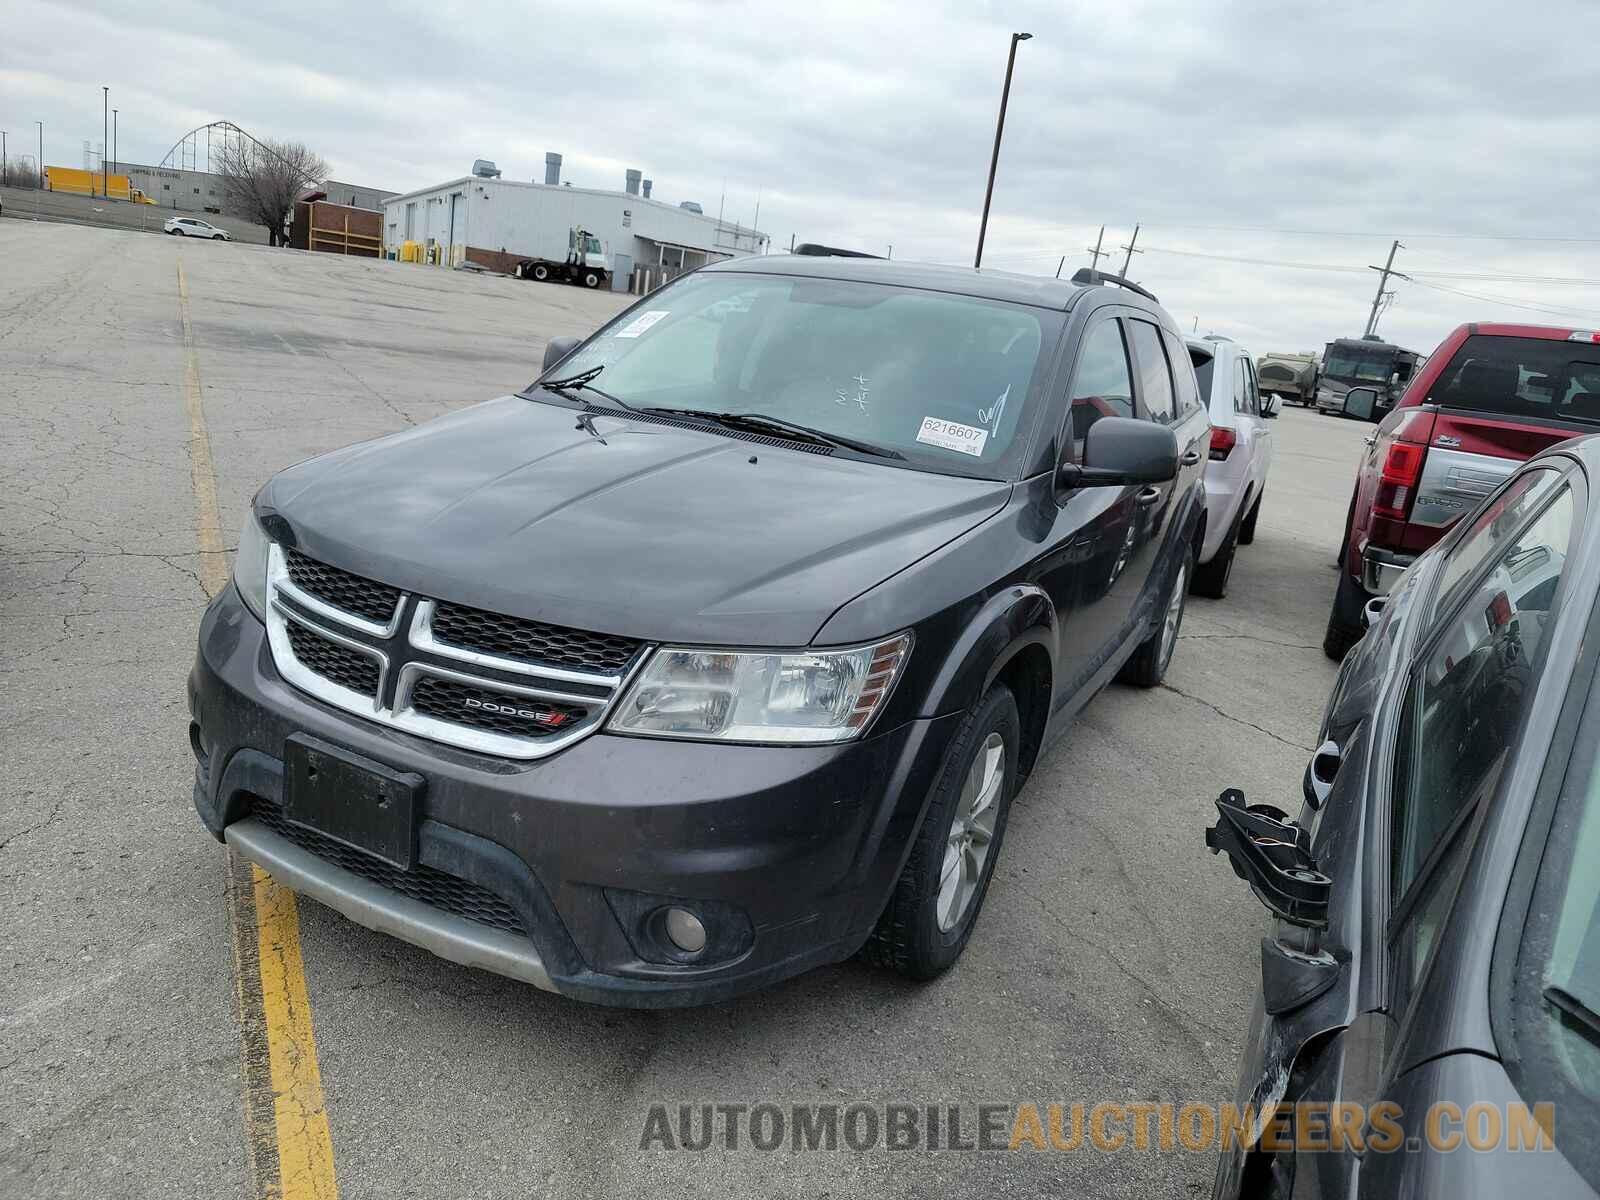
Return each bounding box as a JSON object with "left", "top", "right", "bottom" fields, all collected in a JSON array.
[{"left": 383, "top": 156, "right": 768, "bottom": 289}]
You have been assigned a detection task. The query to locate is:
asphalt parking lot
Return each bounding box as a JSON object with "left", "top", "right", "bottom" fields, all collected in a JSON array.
[{"left": 0, "top": 221, "right": 1373, "bottom": 1199}]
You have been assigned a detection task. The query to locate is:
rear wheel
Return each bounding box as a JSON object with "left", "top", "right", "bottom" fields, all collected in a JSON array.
[
  {"left": 1237, "top": 491, "right": 1262, "bottom": 545},
  {"left": 532, "top": 263, "right": 550, "bottom": 281},
  {"left": 1120, "top": 548, "right": 1192, "bottom": 686},
  {"left": 1323, "top": 568, "right": 1367, "bottom": 661},
  {"left": 1192, "top": 523, "right": 1237, "bottom": 599},
  {"left": 861, "top": 685, "right": 1020, "bottom": 980}
]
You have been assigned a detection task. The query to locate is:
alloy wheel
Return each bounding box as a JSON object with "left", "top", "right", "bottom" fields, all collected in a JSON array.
[{"left": 937, "top": 732, "right": 1005, "bottom": 931}]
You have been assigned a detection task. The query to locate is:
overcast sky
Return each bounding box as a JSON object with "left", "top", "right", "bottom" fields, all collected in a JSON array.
[{"left": 8, "top": 0, "right": 1600, "bottom": 354}]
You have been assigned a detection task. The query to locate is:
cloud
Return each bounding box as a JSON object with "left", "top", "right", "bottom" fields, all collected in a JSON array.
[{"left": 7, "top": 0, "right": 1600, "bottom": 352}]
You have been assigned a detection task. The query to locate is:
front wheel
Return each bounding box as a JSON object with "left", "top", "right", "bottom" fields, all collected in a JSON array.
[
  {"left": 172, "top": 229, "right": 184, "bottom": 236},
  {"left": 582, "top": 271, "right": 601, "bottom": 289},
  {"left": 1191, "top": 523, "right": 1237, "bottom": 599},
  {"left": 213, "top": 233, "right": 225, "bottom": 240},
  {"left": 1119, "top": 547, "right": 1192, "bottom": 686},
  {"left": 1237, "top": 491, "right": 1262, "bottom": 545},
  {"left": 861, "top": 685, "right": 1020, "bottom": 981}
]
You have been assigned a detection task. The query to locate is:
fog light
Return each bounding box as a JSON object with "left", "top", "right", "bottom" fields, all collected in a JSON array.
[{"left": 663, "top": 907, "right": 706, "bottom": 954}]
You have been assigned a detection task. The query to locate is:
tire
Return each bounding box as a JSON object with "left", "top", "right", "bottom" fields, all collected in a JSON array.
[
  {"left": 1322, "top": 568, "right": 1367, "bottom": 661},
  {"left": 861, "top": 685, "right": 1021, "bottom": 980},
  {"left": 213, "top": 233, "right": 225, "bottom": 240},
  {"left": 1120, "top": 544, "right": 1193, "bottom": 687},
  {"left": 1191, "top": 522, "right": 1237, "bottom": 599},
  {"left": 173, "top": 229, "right": 185, "bottom": 236},
  {"left": 1237, "top": 491, "right": 1262, "bottom": 545},
  {"left": 532, "top": 263, "right": 550, "bottom": 281},
  {"left": 582, "top": 271, "right": 600, "bottom": 289}
]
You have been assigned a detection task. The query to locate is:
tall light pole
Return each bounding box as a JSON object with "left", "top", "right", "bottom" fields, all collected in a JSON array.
[
  {"left": 974, "top": 31, "right": 1031, "bottom": 270},
  {"left": 101, "top": 86, "right": 108, "bottom": 197},
  {"left": 37, "top": 120, "right": 43, "bottom": 188},
  {"left": 2, "top": 131, "right": 7, "bottom": 179},
  {"left": 112, "top": 109, "right": 118, "bottom": 183}
]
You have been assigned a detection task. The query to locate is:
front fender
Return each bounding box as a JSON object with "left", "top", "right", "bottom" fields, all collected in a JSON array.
[{"left": 915, "top": 584, "right": 1056, "bottom": 719}]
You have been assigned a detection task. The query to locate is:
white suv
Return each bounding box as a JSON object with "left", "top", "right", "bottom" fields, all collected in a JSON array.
[
  {"left": 164, "top": 216, "right": 230, "bottom": 240},
  {"left": 1186, "top": 335, "right": 1274, "bottom": 598}
]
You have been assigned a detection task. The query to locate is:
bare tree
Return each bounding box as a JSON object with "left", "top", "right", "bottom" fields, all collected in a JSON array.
[
  {"left": 0, "top": 159, "right": 40, "bottom": 188},
  {"left": 217, "top": 136, "right": 327, "bottom": 247}
]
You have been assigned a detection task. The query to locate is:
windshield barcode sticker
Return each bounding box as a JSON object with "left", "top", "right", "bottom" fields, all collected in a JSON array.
[
  {"left": 614, "top": 310, "right": 670, "bottom": 338},
  {"left": 916, "top": 416, "right": 988, "bottom": 457}
]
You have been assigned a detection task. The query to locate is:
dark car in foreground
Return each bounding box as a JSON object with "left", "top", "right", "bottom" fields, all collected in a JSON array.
[
  {"left": 1208, "top": 437, "right": 1600, "bottom": 1196},
  {"left": 189, "top": 258, "right": 1211, "bottom": 1007},
  {"left": 1325, "top": 322, "right": 1600, "bottom": 659}
]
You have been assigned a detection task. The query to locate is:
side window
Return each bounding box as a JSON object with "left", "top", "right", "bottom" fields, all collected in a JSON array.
[
  {"left": 1429, "top": 467, "right": 1562, "bottom": 625},
  {"left": 1232, "top": 359, "right": 1250, "bottom": 414},
  {"left": 1066, "top": 319, "right": 1136, "bottom": 453},
  {"left": 1127, "top": 320, "right": 1175, "bottom": 424},
  {"left": 1391, "top": 484, "right": 1577, "bottom": 905},
  {"left": 1161, "top": 328, "right": 1202, "bottom": 417},
  {"left": 1244, "top": 360, "right": 1262, "bottom": 416}
]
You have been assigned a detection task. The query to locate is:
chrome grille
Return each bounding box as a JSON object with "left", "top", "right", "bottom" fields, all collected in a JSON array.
[
  {"left": 285, "top": 621, "right": 380, "bottom": 697},
  {"left": 431, "top": 602, "right": 641, "bottom": 674},
  {"left": 262, "top": 545, "right": 644, "bottom": 759},
  {"left": 285, "top": 549, "right": 401, "bottom": 626}
]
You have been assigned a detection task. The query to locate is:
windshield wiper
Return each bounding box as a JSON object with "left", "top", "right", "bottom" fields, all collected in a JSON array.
[
  {"left": 1546, "top": 982, "right": 1600, "bottom": 1044},
  {"left": 537, "top": 365, "right": 637, "bottom": 413},
  {"left": 640, "top": 407, "right": 904, "bottom": 459}
]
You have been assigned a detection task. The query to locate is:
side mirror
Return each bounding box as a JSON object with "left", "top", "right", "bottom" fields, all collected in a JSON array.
[
  {"left": 542, "top": 335, "right": 582, "bottom": 372},
  {"left": 1057, "top": 417, "right": 1178, "bottom": 489},
  {"left": 1361, "top": 595, "right": 1387, "bottom": 630},
  {"left": 1342, "top": 386, "right": 1379, "bottom": 421}
]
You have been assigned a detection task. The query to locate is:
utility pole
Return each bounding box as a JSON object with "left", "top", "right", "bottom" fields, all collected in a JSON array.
[
  {"left": 974, "top": 31, "right": 1033, "bottom": 269},
  {"left": 1364, "top": 240, "right": 1408, "bottom": 337},
  {"left": 887, "top": 244, "right": 893, "bottom": 260},
  {"left": 102, "top": 86, "right": 108, "bottom": 198},
  {"left": 1, "top": 131, "right": 6, "bottom": 179},
  {"left": 112, "top": 109, "right": 117, "bottom": 182},
  {"left": 1118, "top": 223, "right": 1142, "bottom": 277},
  {"left": 1055, "top": 255, "right": 1065, "bottom": 278},
  {"left": 37, "top": 120, "right": 44, "bottom": 189},
  {"left": 1086, "top": 225, "right": 1107, "bottom": 271}
]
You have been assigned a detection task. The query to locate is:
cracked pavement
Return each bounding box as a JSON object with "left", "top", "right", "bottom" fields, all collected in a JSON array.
[{"left": 0, "top": 220, "right": 1377, "bottom": 1198}]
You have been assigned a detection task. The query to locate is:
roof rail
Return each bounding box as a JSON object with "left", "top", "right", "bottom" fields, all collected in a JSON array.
[{"left": 1070, "top": 267, "right": 1160, "bottom": 305}]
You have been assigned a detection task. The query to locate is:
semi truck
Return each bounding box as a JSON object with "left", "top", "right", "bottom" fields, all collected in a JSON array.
[
  {"left": 43, "top": 166, "right": 156, "bottom": 203},
  {"left": 1255, "top": 351, "right": 1320, "bottom": 406},
  {"left": 513, "top": 226, "right": 611, "bottom": 289},
  {"left": 1315, "top": 335, "right": 1424, "bottom": 422}
]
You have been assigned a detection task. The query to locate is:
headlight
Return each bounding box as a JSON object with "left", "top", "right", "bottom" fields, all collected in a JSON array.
[
  {"left": 233, "top": 511, "right": 272, "bottom": 619},
  {"left": 608, "top": 634, "right": 911, "bottom": 744}
]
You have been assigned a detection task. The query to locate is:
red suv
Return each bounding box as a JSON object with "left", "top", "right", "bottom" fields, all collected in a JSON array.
[{"left": 1325, "top": 321, "right": 1600, "bottom": 658}]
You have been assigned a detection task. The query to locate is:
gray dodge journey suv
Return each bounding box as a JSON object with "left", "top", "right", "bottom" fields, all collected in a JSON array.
[{"left": 188, "top": 257, "right": 1210, "bottom": 1007}]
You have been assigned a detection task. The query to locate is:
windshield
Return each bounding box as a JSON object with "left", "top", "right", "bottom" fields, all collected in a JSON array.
[
  {"left": 537, "top": 272, "right": 1058, "bottom": 478},
  {"left": 1323, "top": 345, "right": 1395, "bottom": 382}
]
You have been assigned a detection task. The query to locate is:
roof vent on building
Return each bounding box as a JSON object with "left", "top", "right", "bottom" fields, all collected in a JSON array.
[
  {"left": 679, "top": 200, "right": 703, "bottom": 214},
  {"left": 544, "top": 153, "right": 561, "bottom": 186},
  {"left": 625, "top": 169, "right": 642, "bottom": 196},
  {"left": 642, "top": 178, "right": 652, "bottom": 199},
  {"left": 472, "top": 159, "right": 501, "bottom": 178}
]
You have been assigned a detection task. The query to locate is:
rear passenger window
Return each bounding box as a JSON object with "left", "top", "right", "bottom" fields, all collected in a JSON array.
[
  {"left": 1162, "top": 329, "right": 1202, "bottom": 417},
  {"left": 1392, "top": 484, "right": 1577, "bottom": 901},
  {"left": 1067, "top": 320, "right": 1135, "bottom": 452},
  {"left": 1430, "top": 334, "right": 1600, "bottom": 423},
  {"left": 1233, "top": 359, "right": 1250, "bottom": 414},
  {"left": 1128, "top": 320, "right": 1175, "bottom": 424}
]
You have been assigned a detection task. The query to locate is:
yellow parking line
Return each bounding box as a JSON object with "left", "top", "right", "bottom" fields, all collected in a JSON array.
[{"left": 181, "top": 259, "right": 339, "bottom": 1200}]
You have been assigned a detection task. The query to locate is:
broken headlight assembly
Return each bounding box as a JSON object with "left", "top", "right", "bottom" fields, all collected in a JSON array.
[{"left": 608, "top": 634, "right": 911, "bottom": 744}]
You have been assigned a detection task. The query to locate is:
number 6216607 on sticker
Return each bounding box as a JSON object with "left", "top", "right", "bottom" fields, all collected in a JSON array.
[{"left": 915, "top": 416, "right": 989, "bottom": 457}]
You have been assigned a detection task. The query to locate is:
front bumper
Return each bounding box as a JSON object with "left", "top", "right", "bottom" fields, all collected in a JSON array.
[
  {"left": 1360, "top": 543, "right": 1414, "bottom": 595},
  {"left": 189, "top": 584, "right": 960, "bottom": 1007}
]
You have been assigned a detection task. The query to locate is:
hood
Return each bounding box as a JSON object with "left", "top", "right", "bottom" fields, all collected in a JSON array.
[{"left": 259, "top": 396, "right": 1011, "bottom": 646}]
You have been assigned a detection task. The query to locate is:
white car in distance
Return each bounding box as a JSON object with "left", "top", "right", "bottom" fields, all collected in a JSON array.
[
  {"left": 1186, "top": 334, "right": 1274, "bottom": 598},
  {"left": 164, "top": 216, "right": 230, "bottom": 240}
]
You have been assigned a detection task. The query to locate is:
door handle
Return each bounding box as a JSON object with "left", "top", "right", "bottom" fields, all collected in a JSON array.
[
  {"left": 1180, "top": 450, "right": 1202, "bottom": 466},
  {"left": 1135, "top": 486, "right": 1162, "bottom": 506}
]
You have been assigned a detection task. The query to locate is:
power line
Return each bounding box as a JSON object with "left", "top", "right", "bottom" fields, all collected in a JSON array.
[
  {"left": 1140, "top": 222, "right": 1600, "bottom": 245},
  {"left": 1403, "top": 276, "right": 1600, "bottom": 323}
]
